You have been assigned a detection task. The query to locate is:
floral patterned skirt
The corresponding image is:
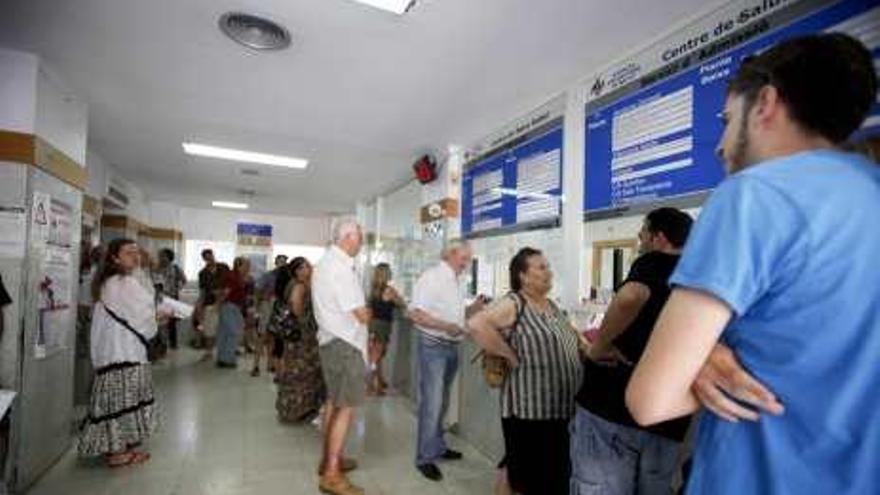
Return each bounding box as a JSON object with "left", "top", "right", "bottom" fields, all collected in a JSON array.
[
  {"left": 78, "top": 362, "right": 157, "bottom": 456},
  {"left": 275, "top": 332, "right": 326, "bottom": 423}
]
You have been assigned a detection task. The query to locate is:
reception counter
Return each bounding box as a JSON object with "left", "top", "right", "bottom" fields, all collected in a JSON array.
[{"left": 383, "top": 314, "right": 504, "bottom": 461}]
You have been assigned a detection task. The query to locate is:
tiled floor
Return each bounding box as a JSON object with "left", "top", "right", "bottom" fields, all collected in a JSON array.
[{"left": 27, "top": 350, "right": 496, "bottom": 494}]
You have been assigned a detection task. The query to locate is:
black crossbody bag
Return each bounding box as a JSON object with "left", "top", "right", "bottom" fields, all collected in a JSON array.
[{"left": 102, "top": 303, "right": 162, "bottom": 362}]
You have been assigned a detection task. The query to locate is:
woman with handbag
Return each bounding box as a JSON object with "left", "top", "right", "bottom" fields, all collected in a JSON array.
[
  {"left": 468, "top": 247, "right": 586, "bottom": 495},
  {"left": 275, "top": 257, "right": 326, "bottom": 423},
  {"left": 78, "top": 238, "right": 161, "bottom": 468},
  {"left": 266, "top": 260, "right": 295, "bottom": 378}
]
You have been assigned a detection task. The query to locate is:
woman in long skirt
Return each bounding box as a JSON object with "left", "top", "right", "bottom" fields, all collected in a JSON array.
[
  {"left": 79, "top": 238, "right": 160, "bottom": 467},
  {"left": 276, "top": 257, "right": 325, "bottom": 423}
]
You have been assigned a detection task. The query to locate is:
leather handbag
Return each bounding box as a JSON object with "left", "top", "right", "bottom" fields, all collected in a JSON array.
[{"left": 474, "top": 293, "right": 525, "bottom": 389}]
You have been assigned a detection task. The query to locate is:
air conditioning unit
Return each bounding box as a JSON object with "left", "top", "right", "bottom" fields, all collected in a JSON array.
[{"left": 104, "top": 181, "right": 130, "bottom": 210}]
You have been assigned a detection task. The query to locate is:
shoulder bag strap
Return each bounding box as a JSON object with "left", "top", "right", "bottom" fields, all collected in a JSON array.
[{"left": 101, "top": 302, "right": 150, "bottom": 349}]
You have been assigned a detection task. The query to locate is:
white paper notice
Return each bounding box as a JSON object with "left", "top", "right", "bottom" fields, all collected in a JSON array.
[
  {"left": 0, "top": 210, "right": 26, "bottom": 258},
  {"left": 48, "top": 198, "right": 74, "bottom": 247},
  {"left": 36, "top": 247, "right": 73, "bottom": 358},
  {"left": 32, "top": 192, "right": 50, "bottom": 244}
]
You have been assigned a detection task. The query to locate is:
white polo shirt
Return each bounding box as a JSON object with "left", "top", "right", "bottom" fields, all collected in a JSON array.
[
  {"left": 312, "top": 245, "right": 368, "bottom": 359},
  {"left": 411, "top": 261, "right": 466, "bottom": 343}
]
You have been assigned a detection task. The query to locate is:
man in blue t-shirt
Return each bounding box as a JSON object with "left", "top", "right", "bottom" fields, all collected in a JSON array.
[{"left": 626, "top": 33, "right": 879, "bottom": 494}]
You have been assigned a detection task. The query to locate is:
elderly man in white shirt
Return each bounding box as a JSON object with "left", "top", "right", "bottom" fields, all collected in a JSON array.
[
  {"left": 410, "top": 241, "right": 485, "bottom": 482},
  {"left": 312, "top": 217, "right": 370, "bottom": 495}
]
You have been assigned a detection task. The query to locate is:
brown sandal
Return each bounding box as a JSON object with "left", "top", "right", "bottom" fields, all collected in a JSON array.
[
  {"left": 127, "top": 452, "right": 151, "bottom": 465},
  {"left": 106, "top": 453, "right": 134, "bottom": 468}
]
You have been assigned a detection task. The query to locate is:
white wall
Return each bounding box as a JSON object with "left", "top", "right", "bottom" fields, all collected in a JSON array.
[
  {"left": 0, "top": 48, "right": 87, "bottom": 166},
  {"left": 85, "top": 147, "right": 151, "bottom": 223},
  {"left": 118, "top": 178, "right": 149, "bottom": 223},
  {"left": 85, "top": 149, "right": 108, "bottom": 199},
  {"left": 177, "top": 206, "right": 331, "bottom": 246},
  {"left": 148, "top": 201, "right": 180, "bottom": 230},
  {"left": 34, "top": 65, "right": 88, "bottom": 165},
  {"left": 0, "top": 48, "right": 38, "bottom": 134},
  {"left": 379, "top": 180, "right": 422, "bottom": 240}
]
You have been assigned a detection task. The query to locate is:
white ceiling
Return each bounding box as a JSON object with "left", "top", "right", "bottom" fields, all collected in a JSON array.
[{"left": 1, "top": 0, "right": 715, "bottom": 216}]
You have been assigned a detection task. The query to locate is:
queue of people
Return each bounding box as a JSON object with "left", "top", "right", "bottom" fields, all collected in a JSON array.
[{"left": 70, "top": 32, "right": 878, "bottom": 495}]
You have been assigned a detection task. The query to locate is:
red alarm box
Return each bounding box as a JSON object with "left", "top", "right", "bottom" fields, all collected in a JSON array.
[{"left": 413, "top": 154, "right": 438, "bottom": 184}]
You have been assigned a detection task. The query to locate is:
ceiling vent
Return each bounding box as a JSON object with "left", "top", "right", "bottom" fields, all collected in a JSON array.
[
  {"left": 240, "top": 168, "right": 261, "bottom": 177},
  {"left": 105, "top": 185, "right": 130, "bottom": 210},
  {"left": 219, "top": 12, "right": 292, "bottom": 51},
  {"left": 236, "top": 188, "right": 258, "bottom": 197}
]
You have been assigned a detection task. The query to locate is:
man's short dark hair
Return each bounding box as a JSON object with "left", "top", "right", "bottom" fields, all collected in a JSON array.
[
  {"left": 727, "top": 33, "right": 876, "bottom": 144},
  {"left": 201, "top": 249, "right": 213, "bottom": 260},
  {"left": 645, "top": 208, "right": 693, "bottom": 249},
  {"left": 160, "top": 248, "right": 175, "bottom": 262}
]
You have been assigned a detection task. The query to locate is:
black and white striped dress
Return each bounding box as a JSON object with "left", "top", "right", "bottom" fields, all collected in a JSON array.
[{"left": 501, "top": 295, "right": 583, "bottom": 420}]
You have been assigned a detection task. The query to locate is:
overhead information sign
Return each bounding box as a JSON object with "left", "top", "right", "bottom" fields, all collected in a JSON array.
[
  {"left": 462, "top": 124, "right": 563, "bottom": 237},
  {"left": 585, "top": 0, "right": 880, "bottom": 214}
]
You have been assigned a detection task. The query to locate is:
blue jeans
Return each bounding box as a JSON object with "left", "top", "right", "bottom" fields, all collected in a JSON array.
[
  {"left": 415, "top": 335, "right": 459, "bottom": 465},
  {"left": 570, "top": 406, "right": 681, "bottom": 495},
  {"left": 216, "top": 303, "right": 243, "bottom": 365}
]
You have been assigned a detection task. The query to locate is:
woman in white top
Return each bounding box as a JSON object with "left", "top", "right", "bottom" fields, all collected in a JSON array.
[{"left": 78, "top": 238, "right": 159, "bottom": 467}]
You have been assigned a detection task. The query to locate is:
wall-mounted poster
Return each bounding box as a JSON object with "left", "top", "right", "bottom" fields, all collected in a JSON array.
[
  {"left": 48, "top": 198, "right": 74, "bottom": 247},
  {"left": 35, "top": 246, "right": 73, "bottom": 358},
  {"left": 462, "top": 123, "right": 564, "bottom": 238},
  {"left": 32, "top": 191, "right": 50, "bottom": 244},
  {"left": 0, "top": 209, "right": 26, "bottom": 258}
]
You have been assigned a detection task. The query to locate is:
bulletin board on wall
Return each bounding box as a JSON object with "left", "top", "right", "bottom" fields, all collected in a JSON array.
[
  {"left": 461, "top": 120, "right": 564, "bottom": 239},
  {"left": 584, "top": 0, "right": 880, "bottom": 220}
]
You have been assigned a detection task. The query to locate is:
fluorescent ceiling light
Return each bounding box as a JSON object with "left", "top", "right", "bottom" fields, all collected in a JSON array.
[
  {"left": 212, "top": 201, "right": 249, "bottom": 210},
  {"left": 493, "top": 187, "right": 565, "bottom": 203},
  {"left": 348, "top": 0, "right": 416, "bottom": 15},
  {"left": 183, "top": 142, "right": 308, "bottom": 169}
]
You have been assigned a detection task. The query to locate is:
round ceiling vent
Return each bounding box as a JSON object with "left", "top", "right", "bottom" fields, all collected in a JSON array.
[{"left": 218, "top": 12, "right": 291, "bottom": 51}]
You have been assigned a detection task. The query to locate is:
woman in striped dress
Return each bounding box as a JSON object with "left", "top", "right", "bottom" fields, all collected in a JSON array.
[
  {"left": 469, "top": 247, "right": 586, "bottom": 495},
  {"left": 79, "top": 238, "right": 160, "bottom": 467}
]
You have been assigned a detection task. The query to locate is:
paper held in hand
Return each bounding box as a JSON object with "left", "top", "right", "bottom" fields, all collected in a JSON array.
[{"left": 158, "top": 296, "right": 194, "bottom": 319}]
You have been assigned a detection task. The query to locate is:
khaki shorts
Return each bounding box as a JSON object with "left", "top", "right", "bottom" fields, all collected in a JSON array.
[
  {"left": 319, "top": 339, "right": 366, "bottom": 408},
  {"left": 257, "top": 299, "right": 273, "bottom": 334}
]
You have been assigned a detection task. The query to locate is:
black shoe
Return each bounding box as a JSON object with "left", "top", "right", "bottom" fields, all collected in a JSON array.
[
  {"left": 441, "top": 449, "right": 463, "bottom": 461},
  {"left": 417, "top": 463, "right": 443, "bottom": 481}
]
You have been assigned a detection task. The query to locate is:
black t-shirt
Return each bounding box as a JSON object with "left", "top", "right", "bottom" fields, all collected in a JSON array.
[
  {"left": 273, "top": 266, "right": 293, "bottom": 302},
  {"left": 198, "top": 265, "right": 218, "bottom": 305},
  {"left": 0, "top": 274, "right": 11, "bottom": 307},
  {"left": 576, "top": 251, "right": 692, "bottom": 442},
  {"left": 370, "top": 296, "right": 395, "bottom": 322}
]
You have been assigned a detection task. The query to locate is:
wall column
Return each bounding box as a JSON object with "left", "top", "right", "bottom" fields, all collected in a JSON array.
[{"left": 560, "top": 86, "right": 587, "bottom": 309}]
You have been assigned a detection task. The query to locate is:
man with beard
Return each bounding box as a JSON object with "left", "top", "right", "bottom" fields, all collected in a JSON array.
[
  {"left": 627, "top": 33, "right": 879, "bottom": 494},
  {"left": 571, "top": 207, "right": 693, "bottom": 494}
]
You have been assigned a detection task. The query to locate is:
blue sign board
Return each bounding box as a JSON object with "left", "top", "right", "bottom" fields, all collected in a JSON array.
[
  {"left": 462, "top": 125, "right": 563, "bottom": 236},
  {"left": 236, "top": 223, "right": 273, "bottom": 237},
  {"left": 585, "top": 0, "right": 880, "bottom": 213}
]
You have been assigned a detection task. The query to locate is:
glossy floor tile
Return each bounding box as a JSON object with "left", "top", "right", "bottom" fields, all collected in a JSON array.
[{"left": 26, "top": 350, "right": 496, "bottom": 494}]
